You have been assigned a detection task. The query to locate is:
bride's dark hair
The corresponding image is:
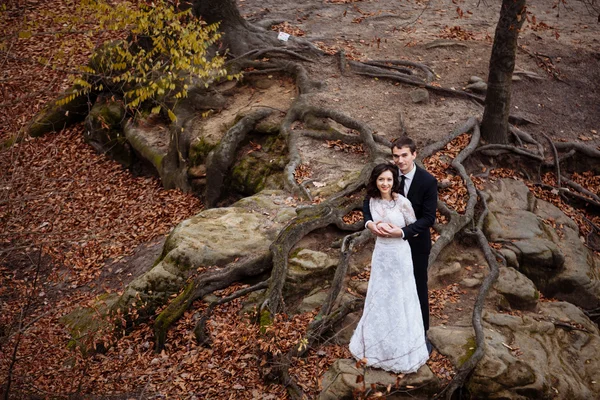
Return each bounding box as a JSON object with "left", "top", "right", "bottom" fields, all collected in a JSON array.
[{"left": 366, "top": 163, "right": 400, "bottom": 198}]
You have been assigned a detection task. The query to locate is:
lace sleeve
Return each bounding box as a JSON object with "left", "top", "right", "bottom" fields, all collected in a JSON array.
[{"left": 400, "top": 197, "right": 416, "bottom": 226}]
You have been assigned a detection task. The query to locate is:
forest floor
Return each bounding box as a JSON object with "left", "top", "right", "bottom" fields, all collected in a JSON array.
[{"left": 1, "top": 0, "right": 599, "bottom": 398}]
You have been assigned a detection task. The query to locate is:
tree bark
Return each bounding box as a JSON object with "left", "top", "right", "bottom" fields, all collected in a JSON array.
[
  {"left": 481, "top": 0, "right": 527, "bottom": 144},
  {"left": 191, "top": 0, "right": 249, "bottom": 31},
  {"left": 191, "top": 0, "right": 279, "bottom": 56}
]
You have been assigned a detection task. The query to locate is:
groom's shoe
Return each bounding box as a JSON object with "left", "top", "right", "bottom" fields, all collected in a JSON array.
[{"left": 426, "top": 338, "right": 433, "bottom": 355}]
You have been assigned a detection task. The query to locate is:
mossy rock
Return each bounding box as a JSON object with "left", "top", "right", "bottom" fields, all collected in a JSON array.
[
  {"left": 189, "top": 135, "right": 218, "bottom": 166},
  {"left": 84, "top": 96, "right": 132, "bottom": 167},
  {"left": 26, "top": 88, "right": 95, "bottom": 138},
  {"left": 228, "top": 135, "right": 287, "bottom": 195}
]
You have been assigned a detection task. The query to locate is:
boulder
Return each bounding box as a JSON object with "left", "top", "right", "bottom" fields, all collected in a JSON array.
[
  {"left": 494, "top": 266, "right": 539, "bottom": 310},
  {"left": 123, "top": 118, "right": 170, "bottom": 177},
  {"left": 297, "top": 289, "right": 329, "bottom": 313},
  {"left": 84, "top": 96, "right": 131, "bottom": 167},
  {"left": 430, "top": 304, "right": 600, "bottom": 399},
  {"left": 26, "top": 87, "right": 94, "bottom": 137},
  {"left": 115, "top": 190, "right": 297, "bottom": 312},
  {"left": 465, "top": 81, "right": 487, "bottom": 93},
  {"left": 229, "top": 135, "right": 287, "bottom": 196},
  {"left": 286, "top": 249, "right": 337, "bottom": 300},
  {"left": 483, "top": 179, "right": 600, "bottom": 310},
  {"left": 319, "top": 359, "right": 439, "bottom": 400}
]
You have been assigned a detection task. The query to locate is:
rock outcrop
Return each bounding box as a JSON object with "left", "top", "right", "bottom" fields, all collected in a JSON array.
[
  {"left": 429, "top": 302, "right": 600, "bottom": 399},
  {"left": 484, "top": 179, "right": 600, "bottom": 310}
]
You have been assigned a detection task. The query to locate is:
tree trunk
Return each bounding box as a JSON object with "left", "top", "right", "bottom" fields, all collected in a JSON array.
[
  {"left": 192, "top": 0, "right": 248, "bottom": 31},
  {"left": 481, "top": 0, "right": 527, "bottom": 144},
  {"left": 191, "top": 0, "right": 273, "bottom": 56}
]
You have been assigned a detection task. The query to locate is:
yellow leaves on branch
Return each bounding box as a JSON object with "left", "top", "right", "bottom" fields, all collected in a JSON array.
[{"left": 57, "top": 0, "right": 241, "bottom": 117}]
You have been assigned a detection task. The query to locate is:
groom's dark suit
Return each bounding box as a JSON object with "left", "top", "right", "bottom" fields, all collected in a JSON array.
[{"left": 363, "top": 164, "right": 437, "bottom": 331}]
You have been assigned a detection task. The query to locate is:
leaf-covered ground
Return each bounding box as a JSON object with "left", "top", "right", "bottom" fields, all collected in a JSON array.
[{"left": 1, "top": 0, "right": 599, "bottom": 398}]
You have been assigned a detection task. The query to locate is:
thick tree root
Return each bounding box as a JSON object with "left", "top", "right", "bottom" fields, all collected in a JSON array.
[
  {"left": 193, "top": 279, "right": 269, "bottom": 346},
  {"left": 261, "top": 230, "right": 369, "bottom": 399},
  {"left": 204, "top": 108, "right": 272, "bottom": 208},
  {"left": 439, "top": 191, "right": 501, "bottom": 400},
  {"left": 427, "top": 120, "right": 481, "bottom": 265},
  {"left": 265, "top": 298, "right": 365, "bottom": 400},
  {"left": 154, "top": 253, "right": 271, "bottom": 351},
  {"left": 261, "top": 194, "right": 362, "bottom": 319}
]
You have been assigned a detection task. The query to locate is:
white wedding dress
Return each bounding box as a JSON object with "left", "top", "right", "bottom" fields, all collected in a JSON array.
[{"left": 349, "top": 195, "right": 429, "bottom": 373}]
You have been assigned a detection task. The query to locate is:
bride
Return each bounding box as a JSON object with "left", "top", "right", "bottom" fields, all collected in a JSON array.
[{"left": 349, "top": 163, "right": 429, "bottom": 373}]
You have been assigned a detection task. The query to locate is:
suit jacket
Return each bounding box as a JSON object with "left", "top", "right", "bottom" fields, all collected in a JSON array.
[{"left": 363, "top": 165, "right": 437, "bottom": 254}]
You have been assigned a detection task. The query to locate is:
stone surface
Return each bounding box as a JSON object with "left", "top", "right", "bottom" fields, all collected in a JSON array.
[
  {"left": 429, "top": 305, "right": 600, "bottom": 399},
  {"left": 410, "top": 88, "right": 429, "bottom": 104},
  {"left": 84, "top": 96, "right": 131, "bottom": 167},
  {"left": 297, "top": 289, "right": 328, "bottom": 313},
  {"left": 465, "top": 81, "right": 487, "bottom": 93},
  {"left": 116, "top": 190, "right": 297, "bottom": 311},
  {"left": 286, "top": 249, "right": 337, "bottom": 299},
  {"left": 319, "top": 359, "right": 439, "bottom": 400},
  {"left": 483, "top": 179, "right": 600, "bottom": 310},
  {"left": 494, "top": 266, "right": 538, "bottom": 310},
  {"left": 461, "top": 277, "right": 481, "bottom": 288},
  {"left": 123, "top": 118, "right": 169, "bottom": 176},
  {"left": 434, "top": 261, "right": 462, "bottom": 279},
  {"left": 469, "top": 76, "right": 484, "bottom": 83}
]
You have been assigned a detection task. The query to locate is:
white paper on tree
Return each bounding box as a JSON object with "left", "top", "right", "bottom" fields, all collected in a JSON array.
[{"left": 277, "top": 31, "right": 290, "bottom": 41}]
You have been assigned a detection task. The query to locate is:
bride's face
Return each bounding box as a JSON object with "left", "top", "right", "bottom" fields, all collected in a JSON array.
[{"left": 376, "top": 170, "right": 394, "bottom": 197}]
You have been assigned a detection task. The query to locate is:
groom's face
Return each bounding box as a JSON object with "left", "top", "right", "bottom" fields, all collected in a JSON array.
[{"left": 392, "top": 146, "right": 416, "bottom": 175}]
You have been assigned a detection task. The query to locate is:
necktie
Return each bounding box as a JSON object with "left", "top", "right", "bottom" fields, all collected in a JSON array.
[{"left": 399, "top": 175, "right": 406, "bottom": 197}]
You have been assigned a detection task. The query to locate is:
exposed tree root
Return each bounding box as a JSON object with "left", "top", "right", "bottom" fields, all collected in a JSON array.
[
  {"left": 363, "top": 59, "right": 435, "bottom": 82},
  {"left": 193, "top": 279, "right": 270, "bottom": 346},
  {"left": 154, "top": 253, "right": 271, "bottom": 351},
  {"left": 439, "top": 191, "right": 501, "bottom": 400},
  {"left": 266, "top": 297, "right": 365, "bottom": 400},
  {"left": 261, "top": 194, "right": 362, "bottom": 319},
  {"left": 476, "top": 143, "right": 545, "bottom": 161},
  {"left": 554, "top": 141, "right": 600, "bottom": 159},
  {"left": 427, "top": 120, "right": 481, "bottom": 265},
  {"left": 561, "top": 176, "right": 600, "bottom": 203},
  {"left": 204, "top": 108, "right": 272, "bottom": 208},
  {"left": 363, "top": 61, "right": 414, "bottom": 76},
  {"left": 351, "top": 67, "right": 485, "bottom": 105},
  {"left": 261, "top": 228, "right": 369, "bottom": 399}
]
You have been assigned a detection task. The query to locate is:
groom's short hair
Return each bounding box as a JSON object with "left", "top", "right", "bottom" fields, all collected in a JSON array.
[{"left": 391, "top": 137, "right": 416, "bottom": 154}]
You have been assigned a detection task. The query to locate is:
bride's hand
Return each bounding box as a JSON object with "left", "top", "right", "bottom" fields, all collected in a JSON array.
[{"left": 379, "top": 223, "right": 404, "bottom": 238}]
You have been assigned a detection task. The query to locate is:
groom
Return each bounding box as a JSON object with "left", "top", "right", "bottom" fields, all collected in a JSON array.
[{"left": 363, "top": 136, "right": 438, "bottom": 334}]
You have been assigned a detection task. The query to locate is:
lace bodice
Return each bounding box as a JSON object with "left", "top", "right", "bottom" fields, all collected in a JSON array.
[{"left": 369, "top": 195, "right": 416, "bottom": 232}]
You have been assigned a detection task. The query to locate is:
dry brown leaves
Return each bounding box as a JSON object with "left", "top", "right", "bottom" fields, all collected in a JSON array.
[
  {"left": 423, "top": 133, "right": 471, "bottom": 214},
  {"left": 313, "top": 41, "right": 364, "bottom": 60},
  {"left": 427, "top": 350, "right": 456, "bottom": 383},
  {"left": 1, "top": 280, "right": 354, "bottom": 398},
  {"left": 323, "top": 139, "right": 365, "bottom": 154},
  {"left": 343, "top": 210, "right": 363, "bottom": 225},
  {"left": 0, "top": 0, "right": 126, "bottom": 141},
  {"left": 294, "top": 163, "right": 313, "bottom": 183},
  {"left": 526, "top": 14, "right": 554, "bottom": 32},
  {"left": 438, "top": 25, "right": 477, "bottom": 41},
  {"left": 1, "top": 126, "right": 203, "bottom": 286},
  {"left": 429, "top": 283, "right": 465, "bottom": 324},
  {"left": 271, "top": 21, "right": 306, "bottom": 37}
]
